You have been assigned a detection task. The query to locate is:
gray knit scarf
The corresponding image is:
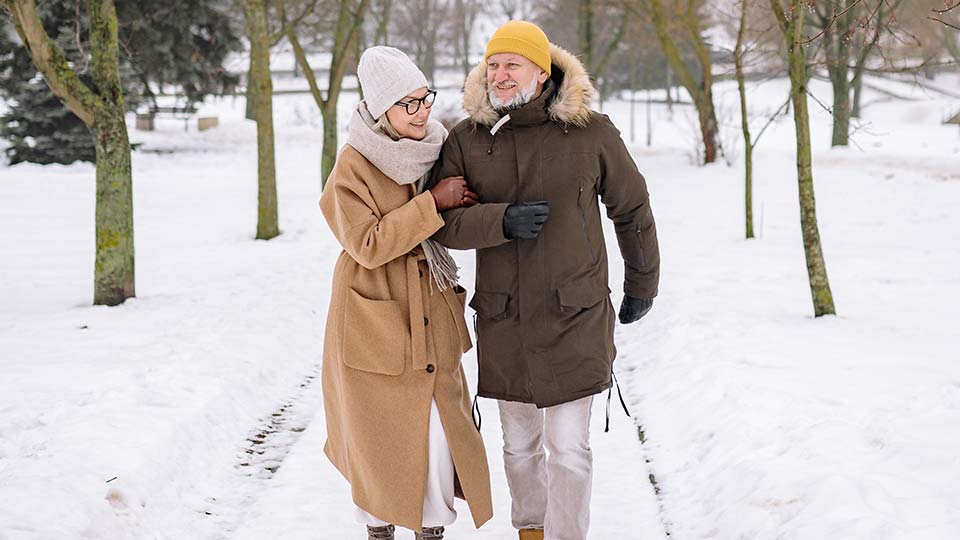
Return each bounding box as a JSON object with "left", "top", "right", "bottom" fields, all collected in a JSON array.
[{"left": 346, "top": 101, "right": 460, "bottom": 291}]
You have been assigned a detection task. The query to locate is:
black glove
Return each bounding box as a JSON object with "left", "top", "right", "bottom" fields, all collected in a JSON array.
[
  {"left": 502, "top": 201, "right": 550, "bottom": 240},
  {"left": 619, "top": 295, "right": 653, "bottom": 324}
]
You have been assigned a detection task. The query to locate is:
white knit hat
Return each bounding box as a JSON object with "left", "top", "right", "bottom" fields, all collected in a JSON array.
[{"left": 357, "top": 46, "right": 430, "bottom": 119}]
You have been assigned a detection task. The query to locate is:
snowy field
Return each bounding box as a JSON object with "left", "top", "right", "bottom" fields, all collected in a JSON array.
[{"left": 1, "top": 72, "right": 959, "bottom": 540}]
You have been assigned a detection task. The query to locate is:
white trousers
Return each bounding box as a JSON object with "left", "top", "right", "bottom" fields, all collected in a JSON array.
[
  {"left": 498, "top": 395, "right": 594, "bottom": 540},
  {"left": 355, "top": 399, "right": 457, "bottom": 528}
]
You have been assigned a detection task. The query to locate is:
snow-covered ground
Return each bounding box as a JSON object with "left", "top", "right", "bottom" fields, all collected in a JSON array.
[{"left": 1, "top": 71, "right": 959, "bottom": 540}]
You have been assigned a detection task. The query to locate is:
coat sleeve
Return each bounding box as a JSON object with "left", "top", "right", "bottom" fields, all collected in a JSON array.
[
  {"left": 320, "top": 158, "right": 445, "bottom": 270},
  {"left": 426, "top": 126, "right": 511, "bottom": 251},
  {"left": 595, "top": 115, "right": 660, "bottom": 299}
]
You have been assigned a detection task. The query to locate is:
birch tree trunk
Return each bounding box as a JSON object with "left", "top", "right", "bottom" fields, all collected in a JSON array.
[
  {"left": 4, "top": 0, "right": 135, "bottom": 306},
  {"left": 243, "top": 0, "right": 279, "bottom": 240},
  {"left": 771, "top": 0, "right": 837, "bottom": 317}
]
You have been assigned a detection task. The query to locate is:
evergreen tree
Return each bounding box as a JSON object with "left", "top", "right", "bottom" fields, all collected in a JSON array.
[{"left": 0, "top": 0, "right": 242, "bottom": 165}]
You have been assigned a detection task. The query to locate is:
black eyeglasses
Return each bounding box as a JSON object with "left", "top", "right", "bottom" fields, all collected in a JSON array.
[{"left": 394, "top": 90, "right": 437, "bottom": 115}]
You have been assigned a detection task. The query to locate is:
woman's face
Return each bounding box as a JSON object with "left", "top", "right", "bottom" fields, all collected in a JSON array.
[{"left": 385, "top": 86, "right": 432, "bottom": 140}]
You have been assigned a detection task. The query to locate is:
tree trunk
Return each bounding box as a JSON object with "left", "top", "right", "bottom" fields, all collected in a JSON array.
[
  {"left": 823, "top": 0, "right": 851, "bottom": 146},
  {"left": 373, "top": 0, "right": 391, "bottom": 45},
  {"left": 245, "top": 54, "right": 256, "bottom": 121},
  {"left": 244, "top": 0, "right": 279, "bottom": 240},
  {"left": 321, "top": 104, "right": 338, "bottom": 185},
  {"left": 828, "top": 65, "right": 851, "bottom": 146},
  {"left": 776, "top": 0, "right": 837, "bottom": 316},
  {"left": 666, "top": 66, "right": 674, "bottom": 113},
  {"left": 695, "top": 90, "right": 720, "bottom": 164},
  {"left": 645, "top": 0, "right": 720, "bottom": 164},
  {"left": 735, "top": 0, "right": 754, "bottom": 239},
  {"left": 578, "top": 0, "right": 593, "bottom": 74},
  {"left": 91, "top": 111, "right": 135, "bottom": 305},
  {"left": 851, "top": 70, "right": 864, "bottom": 118}
]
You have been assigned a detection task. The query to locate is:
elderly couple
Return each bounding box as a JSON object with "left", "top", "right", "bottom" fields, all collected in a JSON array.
[{"left": 319, "top": 20, "right": 660, "bottom": 540}]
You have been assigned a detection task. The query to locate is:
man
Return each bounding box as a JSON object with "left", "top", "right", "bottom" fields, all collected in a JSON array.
[{"left": 428, "top": 20, "right": 660, "bottom": 540}]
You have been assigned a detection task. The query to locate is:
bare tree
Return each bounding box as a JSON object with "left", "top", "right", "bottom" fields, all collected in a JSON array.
[
  {"left": 734, "top": 0, "right": 755, "bottom": 239},
  {"left": 285, "top": 0, "right": 370, "bottom": 186},
  {"left": 371, "top": 0, "right": 393, "bottom": 45},
  {"left": 3, "top": 0, "right": 135, "bottom": 305},
  {"left": 808, "top": 0, "right": 905, "bottom": 145},
  {"left": 392, "top": 0, "right": 444, "bottom": 84},
  {"left": 769, "top": 0, "right": 837, "bottom": 317},
  {"left": 579, "top": 0, "right": 629, "bottom": 102},
  {"left": 452, "top": 0, "right": 483, "bottom": 77},
  {"left": 497, "top": 0, "right": 536, "bottom": 19},
  {"left": 635, "top": 0, "right": 722, "bottom": 164}
]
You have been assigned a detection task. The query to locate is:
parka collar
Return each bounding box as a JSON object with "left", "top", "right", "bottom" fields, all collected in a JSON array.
[{"left": 463, "top": 44, "right": 596, "bottom": 129}]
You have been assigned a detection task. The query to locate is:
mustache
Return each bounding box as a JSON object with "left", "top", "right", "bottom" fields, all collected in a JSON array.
[{"left": 492, "top": 81, "right": 519, "bottom": 89}]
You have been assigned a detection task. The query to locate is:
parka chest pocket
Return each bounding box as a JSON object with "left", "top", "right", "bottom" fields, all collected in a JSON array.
[
  {"left": 469, "top": 291, "right": 510, "bottom": 320},
  {"left": 340, "top": 288, "right": 408, "bottom": 376}
]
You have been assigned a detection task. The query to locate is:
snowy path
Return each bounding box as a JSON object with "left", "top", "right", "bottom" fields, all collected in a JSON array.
[
  {"left": 227, "top": 358, "right": 668, "bottom": 540},
  {"left": 225, "top": 290, "right": 669, "bottom": 539}
]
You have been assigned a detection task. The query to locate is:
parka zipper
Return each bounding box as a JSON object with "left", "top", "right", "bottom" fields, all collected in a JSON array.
[
  {"left": 637, "top": 226, "right": 646, "bottom": 268},
  {"left": 578, "top": 184, "right": 599, "bottom": 265}
]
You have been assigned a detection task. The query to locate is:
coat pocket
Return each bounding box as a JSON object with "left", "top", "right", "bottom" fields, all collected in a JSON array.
[
  {"left": 468, "top": 291, "right": 509, "bottom": 320},
  {"left": 341, "top": 288, "right": 407, "bottom": 376},
  {"left": 557, "top": 278, "right": 611, "bottom": 311}
]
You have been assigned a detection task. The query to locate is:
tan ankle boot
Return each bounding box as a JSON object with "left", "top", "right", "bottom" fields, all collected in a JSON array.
[
  {"left": 367, "top": 524, "right": 395, "bottom": 540},
  {"left": 519, "top": 529, "right": 544, "bottom": 540},
  {"left": 415, "top": 526, "right": 444, "bottom": 540}
]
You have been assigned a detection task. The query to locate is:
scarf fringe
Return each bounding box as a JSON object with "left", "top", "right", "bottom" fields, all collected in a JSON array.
[{"left": 420, "top": 238, "right": 460, "bottom": 292}]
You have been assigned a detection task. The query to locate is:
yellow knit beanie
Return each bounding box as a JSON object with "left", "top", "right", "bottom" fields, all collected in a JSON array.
[{"left": 484, "top": 20, "right": 552, "bottom": 76}]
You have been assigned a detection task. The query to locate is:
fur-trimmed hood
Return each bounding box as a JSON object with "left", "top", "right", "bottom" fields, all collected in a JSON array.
[{"left": 462, "top": 44, "right": 596, "bottom": 128}]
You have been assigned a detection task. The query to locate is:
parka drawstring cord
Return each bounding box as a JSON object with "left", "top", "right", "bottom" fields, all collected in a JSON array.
[
  {"left": 604, "top": 370, "right": 632, "bottom": 433},
  {"left": 488, "top": 114, "right": 511, "bottom": 154},
  {"left": 472, "top": 393, "right": 482, "bottom": 432},
  {"left": 471, "top": 312, "right": 482, "bottom": 432}
]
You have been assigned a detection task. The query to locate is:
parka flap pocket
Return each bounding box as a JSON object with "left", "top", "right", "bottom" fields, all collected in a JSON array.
[
  {"left": 469, "top": 291, "right": 509, "bottom": 320},
  {"left": 341, "top": 288, "right": 406, "bottom": 376},
  {"left": 557, "top": 279, "right": 610, "bottom": 309}
]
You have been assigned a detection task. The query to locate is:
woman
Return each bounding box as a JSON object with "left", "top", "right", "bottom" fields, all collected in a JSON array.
[{"left": 319, "top": 46, "right": 493, "bottom": 540}]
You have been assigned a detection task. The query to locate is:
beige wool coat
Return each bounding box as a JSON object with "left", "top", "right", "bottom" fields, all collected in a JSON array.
[{"left": 319, "top": 144, "right": 493, "bottom": 531}]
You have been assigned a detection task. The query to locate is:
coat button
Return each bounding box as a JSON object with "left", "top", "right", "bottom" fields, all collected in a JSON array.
[
  {"left": 423, "top": 317, "right": 429, "bottom": 326},
  {"left": 426, "top": 364, "right": 435, "bottom": 373}
]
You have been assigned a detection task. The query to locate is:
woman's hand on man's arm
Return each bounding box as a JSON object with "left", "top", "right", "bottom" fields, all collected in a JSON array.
[{"left": 429, "top": 176, "right": 480, "bottom": 212}]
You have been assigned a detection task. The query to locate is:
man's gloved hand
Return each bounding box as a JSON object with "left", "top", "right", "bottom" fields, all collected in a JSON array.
[
  {"left": 618, "top": 295, "right": 653, "bottom": 324},
  {"left": 503, "top": 201, "right": 550, "bottom": 240}
]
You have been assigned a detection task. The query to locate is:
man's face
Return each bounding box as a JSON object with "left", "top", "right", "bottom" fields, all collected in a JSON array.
[{"left": 486, "top": 53, "right": 549, "bottom": 110}]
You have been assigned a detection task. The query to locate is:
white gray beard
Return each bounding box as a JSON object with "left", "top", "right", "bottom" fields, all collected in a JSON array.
[{"left": 488, "top": 77, "right": 540, "bottom": 112}]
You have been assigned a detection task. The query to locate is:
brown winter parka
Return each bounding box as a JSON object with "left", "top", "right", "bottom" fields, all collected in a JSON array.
[{"left": 429, "top": 45, "right": 660, "bottom": 408}]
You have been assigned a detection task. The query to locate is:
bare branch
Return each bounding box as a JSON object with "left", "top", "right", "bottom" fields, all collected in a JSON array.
[
  {"left": 752, "top": 94, "right": 792, "bottom": 148},
  {"left": 802, "top": 0, "right": 866, "bottom": 44},
  {"left": 933, "top": 1, "right": 960, "bottom": 14},
  {"left": 5, "top": 0, "right": 101, "bottom": 125},
  {"left": 929, "top": 16, "right": 960, "bottom": 31}
]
